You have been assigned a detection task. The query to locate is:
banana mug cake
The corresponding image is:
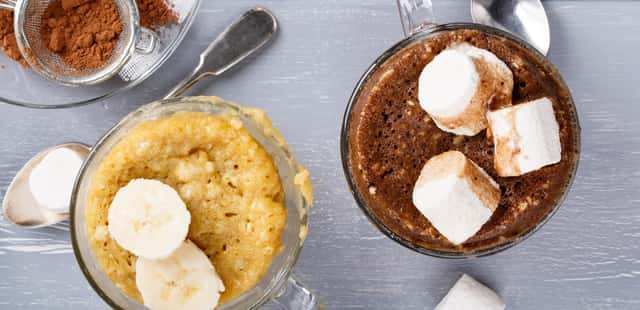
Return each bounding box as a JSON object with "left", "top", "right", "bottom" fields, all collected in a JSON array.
[{"left": 85, "top": 108, "right": 289, "bottom": 308}]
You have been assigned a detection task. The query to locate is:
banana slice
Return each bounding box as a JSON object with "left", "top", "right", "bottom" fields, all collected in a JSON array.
[
  {"left": 136, "top": 240, "right": 225, "bottom": 310},
  {"left": 108, "top": 179, "right": 191, "bottom": 260}
]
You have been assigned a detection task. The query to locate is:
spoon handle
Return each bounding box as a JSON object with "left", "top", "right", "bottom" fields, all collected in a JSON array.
[{"left": 164, "top": 7, "right": 278, "bottom": 99}]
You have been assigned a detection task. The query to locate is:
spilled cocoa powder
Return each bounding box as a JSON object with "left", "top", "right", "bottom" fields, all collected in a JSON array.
[
  {"left": 41, "top": 0, "right": 123, "bottom": 70},
  {"left": 0, "top": 0, "right": 177, "bottom": 69},
  {"left": 0, "top": 11, "right": 27, "bottom": 66}
]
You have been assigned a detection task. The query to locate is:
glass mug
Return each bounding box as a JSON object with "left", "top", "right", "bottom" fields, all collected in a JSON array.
[
  {"left": 70, "top": 97, "right": 319, "bottom": 309},
  {"left": 340, "top": 0, "right": 581, "bottom": 258}
]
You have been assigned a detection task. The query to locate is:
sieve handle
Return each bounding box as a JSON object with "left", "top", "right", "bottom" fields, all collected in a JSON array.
[
  {"left": 0, "top": 0, "right": 16, "bottom": 11},
  {"left": 134, "top": 28, "right": 157, "bottom": 55},
  {"left": 164, "top": 7, "right": 278, "bottom": 99}
]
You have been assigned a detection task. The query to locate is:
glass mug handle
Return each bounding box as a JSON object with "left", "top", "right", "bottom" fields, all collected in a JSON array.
[
  {"left": 396, "top": 0, "right": 437, "bottom": 36},
  {"left": 272, "top": 274, "right": 320, "bottom": 309}
]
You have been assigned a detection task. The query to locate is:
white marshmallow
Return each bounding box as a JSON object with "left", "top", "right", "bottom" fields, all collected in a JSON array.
[
  {"left": 412, "top": 151, "right": 500, "bottom": 245},
  {"left": 453, "top": 43, "right": 514, "bottom": 111},
  {"left": 435, "top": 274, "right": 506, "bottom": 310},
  {"left": 419, "top": 49, "right": 480, "bottom": 118},
  {"left": 418, "top": 43, "right": 513, "bottom": 136},
  {"left": 28, "top": 147, "right": 83, "bottom": 213},
  {"left": 488, "top": 97, "right": 562, "bottom": 177},
  {"left": 452, "top": 43, "right": 511, "bottom": 81}
]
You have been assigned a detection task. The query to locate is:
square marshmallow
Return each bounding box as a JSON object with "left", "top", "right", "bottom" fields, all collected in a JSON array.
[
  {"left": 412, "top": 151, "right": 500, "bottom": 245},
  {"left": 418, "top": 44, "right": 513, "bottom": 136},
  {"left": 488, "top": 97, "right": 562, "bottom": 177},
  {"left": 435, "top": 274, "right": 505, "bottom": 310}
]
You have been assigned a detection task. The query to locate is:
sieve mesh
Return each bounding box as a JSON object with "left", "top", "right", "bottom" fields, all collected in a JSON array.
[{"left": 17, "top": 0, "right": 137, "bottom": 85}]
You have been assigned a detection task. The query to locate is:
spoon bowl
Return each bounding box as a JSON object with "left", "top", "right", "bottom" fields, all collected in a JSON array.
[
  {"left": 2, "top": 143, "right": 90, "bottom": 228},
  {"left": 471, "top": 0, "right": 550, "bottom": 55}
]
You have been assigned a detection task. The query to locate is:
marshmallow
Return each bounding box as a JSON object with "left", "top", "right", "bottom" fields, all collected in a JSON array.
[
  {"left": 412, "top": 151, "right": 500, "bottom": 245},
  {"left": 435, "top": 274, "right": 506, "bottom": 310},
  {"left": 452, "top": 43, "right": 514, "bottom": 111},
  {"left": 488, "top": 97, "right": 561, "bottom": 177},
  {"left": 29, "top": 147, "right": 84, "bottom": 213},
  {"left": 418, "top": 43, "right": 513, "bottom": 136}
]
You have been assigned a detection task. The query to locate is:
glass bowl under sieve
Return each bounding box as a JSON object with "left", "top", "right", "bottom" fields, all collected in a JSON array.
[
  {"left": 12, "top": 0, "right": 141, "bottom": 86},
  {"left": 0, "top": 0, "right": 200, "bottom": 108}
]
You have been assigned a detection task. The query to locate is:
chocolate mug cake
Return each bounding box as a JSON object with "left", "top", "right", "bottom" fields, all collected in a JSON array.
[{"left": 343, "top": 26, "right": 580, "bottom": 255}]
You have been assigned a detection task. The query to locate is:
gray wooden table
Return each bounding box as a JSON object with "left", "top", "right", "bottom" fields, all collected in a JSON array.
[{"left": 1, "top": 1, "right": 639, "bottom": 309}]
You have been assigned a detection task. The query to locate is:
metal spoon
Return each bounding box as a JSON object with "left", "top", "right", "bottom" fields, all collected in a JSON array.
[
  {"left": 2, "top": 7, "right": 279, "bottom": 228},
  {"left": 165, "top": 7, "right": 278, "bottom": 98},
  {"left": 2, "top": 143, "right": 90, "bottom": 228},
  {"left": 470, "top": 0, "right": 550, "bottom": 55}
]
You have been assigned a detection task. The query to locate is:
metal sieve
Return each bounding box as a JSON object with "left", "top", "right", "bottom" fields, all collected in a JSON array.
[{"left": 1, "top": 0, "right": 152, "bottom": 86}]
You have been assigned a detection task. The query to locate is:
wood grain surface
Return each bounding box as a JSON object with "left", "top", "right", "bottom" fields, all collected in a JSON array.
[{"left": 0, "top": 1, "right": 639, "bottom": 309}]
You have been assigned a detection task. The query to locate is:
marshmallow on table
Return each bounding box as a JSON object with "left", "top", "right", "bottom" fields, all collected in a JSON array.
[
  {"left": 435, "top": 274, "right": 506, "bottom": 310},
  {"left": 488, "top": 97, "right": 562, "bottom": 177},
  {"left": 412, "top": 151, "right": 500, "bottom": 245},
  {"left": 418, "top": 43, "right": 513, "bottom": 136}
]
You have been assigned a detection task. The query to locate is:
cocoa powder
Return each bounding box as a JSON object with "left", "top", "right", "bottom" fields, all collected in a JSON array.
[
  {"left": 0, "top": 11, "right": 27, "bottom": 66},
  {"left": 137, "top": 0, "right": 178, "bottom": 30},
  {"left": 41, "top": 0, "right": 123, "bottom": 70},
  {"left": 0, "top": 0, "right": 177, "bottom": 69}
]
